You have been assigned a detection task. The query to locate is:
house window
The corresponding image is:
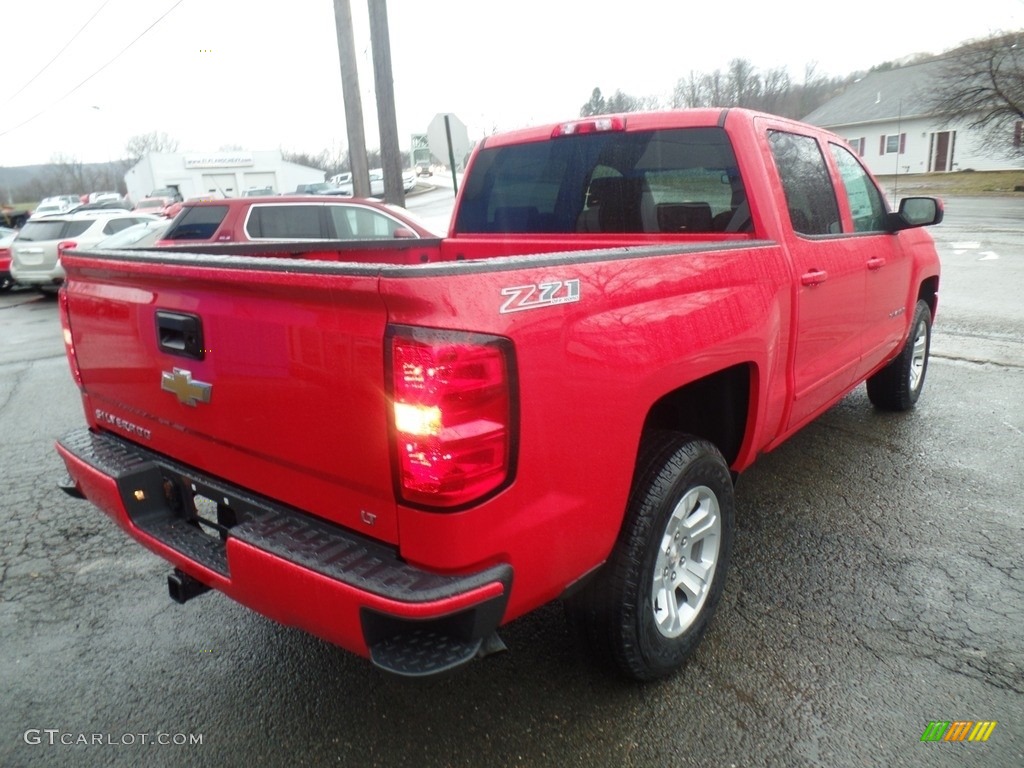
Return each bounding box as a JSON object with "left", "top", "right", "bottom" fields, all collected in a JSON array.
[
  {"left": 880, "top": 133, "right": 906, "bottom": 154},
  {"left": 848, "top": 137, "right": 865, "bottom": 155}
]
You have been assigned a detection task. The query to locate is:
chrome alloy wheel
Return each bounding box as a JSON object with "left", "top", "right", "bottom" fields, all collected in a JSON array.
[
  {"left": 651, "top": 485, "right": 722, "bottom": 639},
  {"left": 909, "top": 319, "right": 928, "bottom": 393}
]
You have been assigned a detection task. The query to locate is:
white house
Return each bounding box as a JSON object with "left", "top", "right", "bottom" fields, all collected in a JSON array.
[
  {"left": 124, "top": 150, "right": 325, "bottom": 203},
  {"left": 803, "top": 59, "right": 1024, "bottom": 177}
]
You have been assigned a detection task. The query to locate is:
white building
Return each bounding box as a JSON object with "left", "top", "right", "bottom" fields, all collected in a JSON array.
[
  {"left": 803, "top": 59, "right": 1024, "bottom": 177},
  {"left": 124, "top": 150, "right": 325, "bottom": 202}
]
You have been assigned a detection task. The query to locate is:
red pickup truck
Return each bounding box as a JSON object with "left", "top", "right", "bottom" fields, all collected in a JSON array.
[{"left": 55, "top": 109, "right": 942, "bottom": 680}]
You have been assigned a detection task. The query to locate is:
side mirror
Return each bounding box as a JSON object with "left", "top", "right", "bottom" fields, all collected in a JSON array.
[
  {"left": 887, "top": 197, "right": 944, "bottom": 231},
  {"left": 392, "top": 227, "right": 418, "bottom": 239}
]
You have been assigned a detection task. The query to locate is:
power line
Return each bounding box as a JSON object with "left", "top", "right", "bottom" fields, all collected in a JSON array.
[
  {"left": 0, "top": 0, "right": 185, "bottom": 139},
  {"left": 2, "top": 0, "right": 113, "bottom": 109}
]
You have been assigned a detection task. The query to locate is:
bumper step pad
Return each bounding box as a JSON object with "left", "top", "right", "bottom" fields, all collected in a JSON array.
[
  {"left": 370, "top": 630, "right": 484, "bottom": 677},
  {"left": 59, "top": 428, "right": 512, "bottom": 606}
]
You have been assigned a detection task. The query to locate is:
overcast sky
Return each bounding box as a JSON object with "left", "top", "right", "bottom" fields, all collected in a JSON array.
[{"left": 2, "top": 0, "right": 1022, "bottom": 166}]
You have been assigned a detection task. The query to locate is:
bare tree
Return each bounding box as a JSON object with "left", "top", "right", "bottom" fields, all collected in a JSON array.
[
  {"left": 605, "top": 57, "right": 856, "bottom": 121},
  {"left": 727, "top": 58, "right": 761, "bottom": 107},
  {"left": 282, "top": 149, "right": 332, "bottom": 172},
  {"left": 702, "top": 70, "right": 727, "bottom": 106},
  {"left": 759, "top": 67, "right": 792, "bottom": 115},
  {"left": 124, "top": 131, "right": 180, "bottom": 166},
  {"left": 580, "top": 87, "right": 657, "bottom": 117},
  {"left": 46, "top": 153, "right": 96, "bottom": 194},
  {"left": 605, "top": 89, "right": 657, "bottom": 113},
  {"left": 672, "top": 71, "right": 706, "bottom": 108},
  {"left": 39, "top": 154, "right": 125, "bottom": 196},
  {"left": 927, "top": 30, "right": 1024, "bottom": 157}
]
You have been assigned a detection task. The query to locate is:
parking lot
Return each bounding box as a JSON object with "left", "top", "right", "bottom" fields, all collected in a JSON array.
[{"left": 0, "top": 196, "right": 1021, "bottom": 767}]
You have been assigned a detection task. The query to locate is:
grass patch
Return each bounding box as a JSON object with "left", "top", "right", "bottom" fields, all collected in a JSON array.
[{"left": 875, "top": 170, "right": 1024, "bottom": 197}]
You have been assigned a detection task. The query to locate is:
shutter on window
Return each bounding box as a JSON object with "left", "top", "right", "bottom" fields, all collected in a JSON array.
[
  {"left": 899, "top": 133, "right": 906, "bottom": 154},
  {"left": 879, "top": 136, "right": 886, "bottom": 155}
]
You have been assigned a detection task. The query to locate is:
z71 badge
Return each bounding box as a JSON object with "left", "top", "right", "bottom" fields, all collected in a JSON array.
[{"left": 500, "top": 279, "right": 580, "bottom": 314}]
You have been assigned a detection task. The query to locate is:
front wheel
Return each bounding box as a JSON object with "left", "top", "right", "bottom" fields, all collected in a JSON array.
[
  {"left": 866, "top": 299, "right": 932, "bottom": 411},
  {"left": 565, "top": 432, "right": 734, "bottom": 681}
]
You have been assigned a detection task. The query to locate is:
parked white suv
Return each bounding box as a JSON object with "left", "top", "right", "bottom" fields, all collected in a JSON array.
[{"left": 10, "top": 210, "right": 160, "bottom": 289}]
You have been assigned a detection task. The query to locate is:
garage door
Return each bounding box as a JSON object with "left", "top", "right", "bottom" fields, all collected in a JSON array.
[
  {"left": 243, "top": 172, "right": 277, "bottom": 194},
  {"left": 201, "top": 174, "right": 238, "bottom": 197}
]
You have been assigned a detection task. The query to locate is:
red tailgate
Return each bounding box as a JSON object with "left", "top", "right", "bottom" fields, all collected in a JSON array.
[{"left": 61, "top": 252, "right": 399, "bottom": 543}]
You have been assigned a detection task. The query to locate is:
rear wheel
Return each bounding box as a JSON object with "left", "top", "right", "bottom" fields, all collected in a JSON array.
[
  {"left": 867, "top": 299, "right": 932, "bottom": 411},
  {"left": 565, "top": 432, "right": 734, "bottom": 681}
]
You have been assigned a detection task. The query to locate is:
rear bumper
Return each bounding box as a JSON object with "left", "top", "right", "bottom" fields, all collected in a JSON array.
[
  {"left": 10, "top": 261, "right": 63, "bottom": 285},
  {"left": 56, "top": 428, "right": 512, "bottom": 676}
]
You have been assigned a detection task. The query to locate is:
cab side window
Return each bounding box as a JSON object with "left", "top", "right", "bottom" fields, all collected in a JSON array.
[
  {"left": 829, "top": 144, "right": 889, "bottom": 232},
  {"left": 246, "top": 205, "right": 323, "bottom": 239},
  {"left": 767, "top": 131, "right": 841, "bottom": 236}
]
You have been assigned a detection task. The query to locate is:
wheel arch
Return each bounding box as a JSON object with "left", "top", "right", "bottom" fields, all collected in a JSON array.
[
  {"left": 918, "top": 275, "right": 939, "bottom": 319},
  {"left": 641, "top": 363, "right": 753, "bottom": 468}
]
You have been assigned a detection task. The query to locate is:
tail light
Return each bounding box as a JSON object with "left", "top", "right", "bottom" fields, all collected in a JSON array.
[
  {"left": 57, "top": 240, "right": 78, "bottom": 260},
  {"left": 388, "top": 327, "right": 517, "bottom": 509},
  {"left": 58, "top": 288, "right": 83, "bottom": 389}
]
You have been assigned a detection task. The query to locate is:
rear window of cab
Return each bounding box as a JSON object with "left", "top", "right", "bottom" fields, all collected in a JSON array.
[{"left": 454, "top": 127, "right": 749, "bottom": 235}]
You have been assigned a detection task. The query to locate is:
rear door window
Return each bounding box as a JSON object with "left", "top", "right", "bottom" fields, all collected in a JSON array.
[
  {"left": 63, "top": 220, "right": 94, "bottom": 238},
  {"left": 164, "top": 205, "right": 229, "bottom": 241},
  {"left": 245, "top": 205, "right": 324, "bottom": 239}
]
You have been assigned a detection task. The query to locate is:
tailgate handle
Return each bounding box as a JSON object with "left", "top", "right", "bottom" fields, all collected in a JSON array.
[{"left": 156, "top": 311, "right": 205, "bottom": 360}]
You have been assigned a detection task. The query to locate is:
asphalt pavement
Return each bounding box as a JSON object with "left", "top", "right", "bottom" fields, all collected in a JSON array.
[{"left": 0, "top": 197, "right": 1021, "bottom": 767}]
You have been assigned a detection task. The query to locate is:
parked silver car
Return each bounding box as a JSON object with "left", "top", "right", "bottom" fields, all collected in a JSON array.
[
  {"left": 94, "top": 219, "right": 172, "bottom": 249},
  {"left": 10, "top": 210, "right": 160, "bottom": 289}
]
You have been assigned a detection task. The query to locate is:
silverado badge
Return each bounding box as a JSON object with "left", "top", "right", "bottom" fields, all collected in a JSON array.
[{"left": 161, "top": 368, "right": 212, "bottom": 407}]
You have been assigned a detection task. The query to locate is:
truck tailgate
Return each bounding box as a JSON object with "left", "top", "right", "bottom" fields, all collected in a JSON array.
[{"left": 61, "top": 250, "right": 399, "bottom": 543}]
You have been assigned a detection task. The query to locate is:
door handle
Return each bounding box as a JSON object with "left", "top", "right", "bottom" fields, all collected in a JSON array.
[
  {"left": 867, "top": 257, "right": 887, "bottom": 270},
  {"left": 800, "top": 269, "right": 828, "bottom": 286}
]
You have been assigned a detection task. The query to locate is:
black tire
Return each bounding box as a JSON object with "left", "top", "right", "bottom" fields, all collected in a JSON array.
[
  {"left": 565, "top": 432, "right": 734, "bottom": 681},
  {"left": 0, "top": 275, "right": 13, "bottom": 292},
  {"left": 866, "top": 299, "right": 932, "bottom": 411}
]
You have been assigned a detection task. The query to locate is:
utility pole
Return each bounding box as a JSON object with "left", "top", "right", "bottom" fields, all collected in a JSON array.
[
  {"left": 368, "top": 0, "right": 404, "bottom": 206},
  {"left": 333, "top": 0, "right": 370, "bottom": 198}
]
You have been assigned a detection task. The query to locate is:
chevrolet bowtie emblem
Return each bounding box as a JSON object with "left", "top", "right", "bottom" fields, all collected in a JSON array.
[{"left": 161, "top": 368, "right": 212, "bottom": 407}]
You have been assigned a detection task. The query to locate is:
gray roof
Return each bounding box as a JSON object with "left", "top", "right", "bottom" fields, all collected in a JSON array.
[{"left": 803, "top": 59, "right": 948, "bottom": 128}]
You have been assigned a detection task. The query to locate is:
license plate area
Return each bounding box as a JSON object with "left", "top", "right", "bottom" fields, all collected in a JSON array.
[
  {"left": 117, "top": 464, "right": 253, "bottom": 576},
  {"left": 186, "top": 485, "right": 245, "bottom": 541}
]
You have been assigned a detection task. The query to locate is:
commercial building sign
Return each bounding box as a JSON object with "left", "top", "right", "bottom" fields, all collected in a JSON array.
[{"left": 184, "top": 153, "right": 254, "bottom": 169}]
